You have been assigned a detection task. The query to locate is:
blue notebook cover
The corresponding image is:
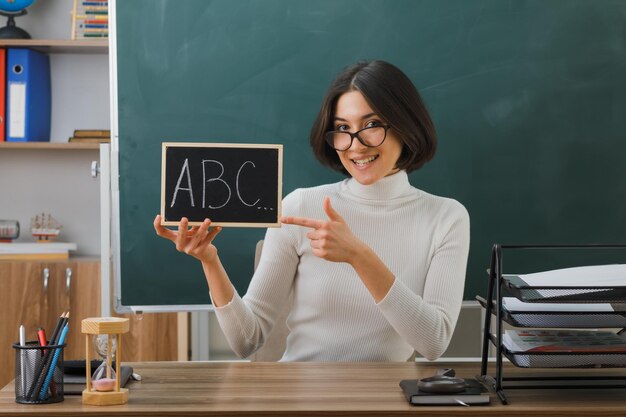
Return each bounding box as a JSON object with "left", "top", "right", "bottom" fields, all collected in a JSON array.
[{"left": 6, "top": 48, "right": 51, "bottom": 142}]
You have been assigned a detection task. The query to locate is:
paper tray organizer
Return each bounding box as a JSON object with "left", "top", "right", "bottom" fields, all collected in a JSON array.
[
  {"left": 502, "top": 275, "right": 626, "bottom": 303},
  {"left": 502, "top": 348, "right": 626, "bottom": 368},
  {"left": 476, "top": 297, "right": 626, "bottom": 328},
  {"left": 477, "top": 244, "right": 626, "bottom": 405},
  {"left": 483, "top": 333, "right": 626, "bottom": 368}
]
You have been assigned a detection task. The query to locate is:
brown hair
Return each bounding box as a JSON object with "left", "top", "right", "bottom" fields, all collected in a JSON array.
[{"left": 310, "top": 60, "right": 436, "bottom": 174}]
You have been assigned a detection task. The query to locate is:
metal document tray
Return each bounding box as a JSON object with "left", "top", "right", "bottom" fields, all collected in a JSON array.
[
  {"left": 503, "top": 275, "right": 626, "bottom": 303},
  {"left": 476, "top": 296, "right": 626, "bottom": 328}
]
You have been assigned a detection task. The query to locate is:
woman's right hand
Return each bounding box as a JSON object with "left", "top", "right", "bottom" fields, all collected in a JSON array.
[{"left": 153, "top": 215, "right": 222, "bottom": 263}]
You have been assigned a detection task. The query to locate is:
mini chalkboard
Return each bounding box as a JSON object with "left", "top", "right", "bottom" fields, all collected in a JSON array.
[{"left": 161, "top": 142, "right": 283, "bottom": 227}]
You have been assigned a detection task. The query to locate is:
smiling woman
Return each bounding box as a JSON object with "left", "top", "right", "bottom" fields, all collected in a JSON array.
[
  {"left": 330, "top": 91, "right": 403, "bottom": 185},
  {"left": 310, "top": 60, "right": 437, "bottom": 177},
  {"left": 155, "top": 60, "right": 470, "bottom": 362}
]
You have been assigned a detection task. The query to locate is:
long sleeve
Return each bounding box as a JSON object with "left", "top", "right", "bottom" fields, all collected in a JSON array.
[
  {"left": 212, "top": 191, "right": 301, "bottom": 358},
  {"left": 212, "top": 171, "right": 471, "bottom": 362},
  {"left": 376, "top": 202, "right": 470, "bottom": 360}
]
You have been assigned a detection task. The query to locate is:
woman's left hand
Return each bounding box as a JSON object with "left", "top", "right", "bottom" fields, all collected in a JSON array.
[{"left": 281, "top": 197, "right": 364, "bottom": 263}]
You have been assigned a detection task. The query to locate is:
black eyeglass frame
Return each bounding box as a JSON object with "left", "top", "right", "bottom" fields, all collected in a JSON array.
[{"left": 324, "top": 124, "right": 391, "bottom": 151}]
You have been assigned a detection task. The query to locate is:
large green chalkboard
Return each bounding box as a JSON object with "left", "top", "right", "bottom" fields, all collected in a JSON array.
[{"left": 113, "top": 0, "right": 626, "bottom": 311}]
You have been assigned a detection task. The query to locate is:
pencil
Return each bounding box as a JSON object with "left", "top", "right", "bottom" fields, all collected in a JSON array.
[
  {"left": 39, "top": 324, "right": 69, "bottom": 400},
  {"left": 26, "top": 312, "right": 68, "bottom": 401}
]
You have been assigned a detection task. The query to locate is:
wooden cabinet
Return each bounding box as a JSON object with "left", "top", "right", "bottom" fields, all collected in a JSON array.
[
  {"left": 0, "top": 258, "right": 181, "bottom": 388},
  {"left": 1, "top": 261, "right": 44, "bottom": 388},
  {"left": 1, "top": 260, "right": 70, "bottom": 388}
]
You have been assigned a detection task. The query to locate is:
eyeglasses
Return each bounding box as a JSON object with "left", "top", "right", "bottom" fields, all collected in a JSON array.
[{"left": 324, "top": 125, "right": 391, "bottom": 151}]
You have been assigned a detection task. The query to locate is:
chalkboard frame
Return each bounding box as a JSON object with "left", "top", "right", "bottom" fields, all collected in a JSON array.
[{"left": 160, "top": 142, "right": 283, "bottom": 228}]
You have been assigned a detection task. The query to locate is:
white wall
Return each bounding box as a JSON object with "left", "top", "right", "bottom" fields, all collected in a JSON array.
[{"left": 0, "top": 0, "right": 108, "bottom": 255}]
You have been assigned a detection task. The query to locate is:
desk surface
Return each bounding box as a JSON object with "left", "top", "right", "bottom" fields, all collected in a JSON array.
[{"left": 2, "top": 361, "right": 626, "bottom": 416}]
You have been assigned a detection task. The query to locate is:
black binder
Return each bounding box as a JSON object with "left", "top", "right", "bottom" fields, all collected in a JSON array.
[{"left": 399, "top": 378, "right": 490, "bottom": 406}]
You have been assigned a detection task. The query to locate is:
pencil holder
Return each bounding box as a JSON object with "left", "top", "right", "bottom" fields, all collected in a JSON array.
[{"left": 12, "top": 341, "right": 65, "bottom": 404}]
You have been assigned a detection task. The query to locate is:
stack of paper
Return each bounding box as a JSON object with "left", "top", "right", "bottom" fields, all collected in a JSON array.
[
  {"left": 0, "top": 242, "right": 77, "bottom": 260},
  {"left": 502, "top": 296, "right": 626, "bottom": 327},
  {"left": 503, "top": 297, "right": 618, "bottom": 312},
  {"left": 504, "top": 264, "right": 626, "bottom": 303},
  {"left": 503, "top": 329, "right": 626, "bottom": 367},
  {"left": 504, "top": 329, "right": 626, "bottom": 353},
  {"left": 513, "top": 264, "right": 626, "bottom": 288}
]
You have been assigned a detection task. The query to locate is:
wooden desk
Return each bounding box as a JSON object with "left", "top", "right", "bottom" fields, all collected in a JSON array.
[{"left": 1, "top": 361, "right": 626, "bottom": 416}]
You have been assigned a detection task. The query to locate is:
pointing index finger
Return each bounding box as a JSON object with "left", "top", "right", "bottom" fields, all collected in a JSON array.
[{"left": 281, "top": 216, "right": 324, "bottom": 229}]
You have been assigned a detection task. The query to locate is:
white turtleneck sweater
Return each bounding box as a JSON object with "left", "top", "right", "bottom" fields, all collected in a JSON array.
[{"left": 213, "top": 170, "right": 470, "bottom": 361}]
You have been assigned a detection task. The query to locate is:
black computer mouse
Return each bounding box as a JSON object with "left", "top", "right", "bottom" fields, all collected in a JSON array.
[{"left": 417, "top": 368, "right": 466, "bottom": 394}]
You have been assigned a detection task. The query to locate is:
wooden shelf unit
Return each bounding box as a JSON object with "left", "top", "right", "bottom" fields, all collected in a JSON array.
[
  {"left": 0, "top": 142, "right": 101, "bottom": 150},
  {"left": 0, "top": 38, "right": 109, "bottom": 150},
  {"left": 0, "top": 39, "right": 108, "bottom": 54}
]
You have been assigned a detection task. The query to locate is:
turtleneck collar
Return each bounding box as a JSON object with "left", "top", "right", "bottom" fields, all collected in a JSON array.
[{"left": 340, "top": 170, "right": 418, "bottom": 203}]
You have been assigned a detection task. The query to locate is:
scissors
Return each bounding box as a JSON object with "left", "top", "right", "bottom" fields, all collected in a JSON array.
[{"left": 417, "top": 368, "right": 466, "bottom": 394}]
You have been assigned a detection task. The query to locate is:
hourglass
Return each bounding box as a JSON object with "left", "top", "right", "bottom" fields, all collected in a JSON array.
[{"left": 81, "top": 317, "right": 130, "bottom": 405}]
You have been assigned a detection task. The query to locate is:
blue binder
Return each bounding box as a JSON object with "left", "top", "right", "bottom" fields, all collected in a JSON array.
[{"left": 6, "top": 48, "right": 51, "bottom": 142}]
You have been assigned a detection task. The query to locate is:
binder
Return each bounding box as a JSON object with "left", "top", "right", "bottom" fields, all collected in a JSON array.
[
  {"left": 399, "top": 378, "right": 490, "bottom": 406},
  {"left": 0, "top": 48, "right": 5, "bottom": 142},
  {"left": 6, "top": 48, "right": 51, "bottom": 142}
]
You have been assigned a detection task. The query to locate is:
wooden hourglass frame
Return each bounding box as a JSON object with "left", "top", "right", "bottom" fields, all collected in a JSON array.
[{"left": 81, "top": 317, "right": 130, "bottom": 406}]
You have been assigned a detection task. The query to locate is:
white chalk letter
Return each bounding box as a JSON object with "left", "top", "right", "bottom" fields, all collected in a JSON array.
[
  {"left": 202, "top": 160, "right": 231, "bottom": 209},
  {"left": 170, "top": 158, "right": 194, "bottom": 207},
  {"left": 236, "top": 161, "right": 261, "bottom": 207}
]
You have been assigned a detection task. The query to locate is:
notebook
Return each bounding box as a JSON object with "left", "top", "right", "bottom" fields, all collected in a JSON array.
[
  {"left": 399, "top": 378, "right": 490, "bottom": 406},
  {"left": 63, "top": 360, "right": 134, "bottom": 395}
]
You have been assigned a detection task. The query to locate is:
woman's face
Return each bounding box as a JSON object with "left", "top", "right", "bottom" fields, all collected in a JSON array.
[{"left": 333, "top": 91, "right": 403, "bottom": 185}]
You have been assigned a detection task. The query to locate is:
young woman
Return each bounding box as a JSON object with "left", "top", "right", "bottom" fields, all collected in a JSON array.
[{"left": 154, "top": 60, "right": 470, "bottom": 361}]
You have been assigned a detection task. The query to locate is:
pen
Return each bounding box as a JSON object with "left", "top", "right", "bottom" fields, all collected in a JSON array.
[
  {"left": 37, "top": 327, "right": 57, "bottom": 396},
  {"left": 37, "top": 328, "right": 47, "bottom": 350},
  {"left": 19, "top": 325, "right": 26, "bottom": 395}
]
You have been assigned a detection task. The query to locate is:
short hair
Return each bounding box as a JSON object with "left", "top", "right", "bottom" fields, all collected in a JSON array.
[{"left": 310, "top": 60, "right": 437, "bottom": 174}]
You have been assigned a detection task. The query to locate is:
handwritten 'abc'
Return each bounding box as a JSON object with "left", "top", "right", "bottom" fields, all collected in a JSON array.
[{"left": 170, "top": 159, "right": 260, "bottom": 209}]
